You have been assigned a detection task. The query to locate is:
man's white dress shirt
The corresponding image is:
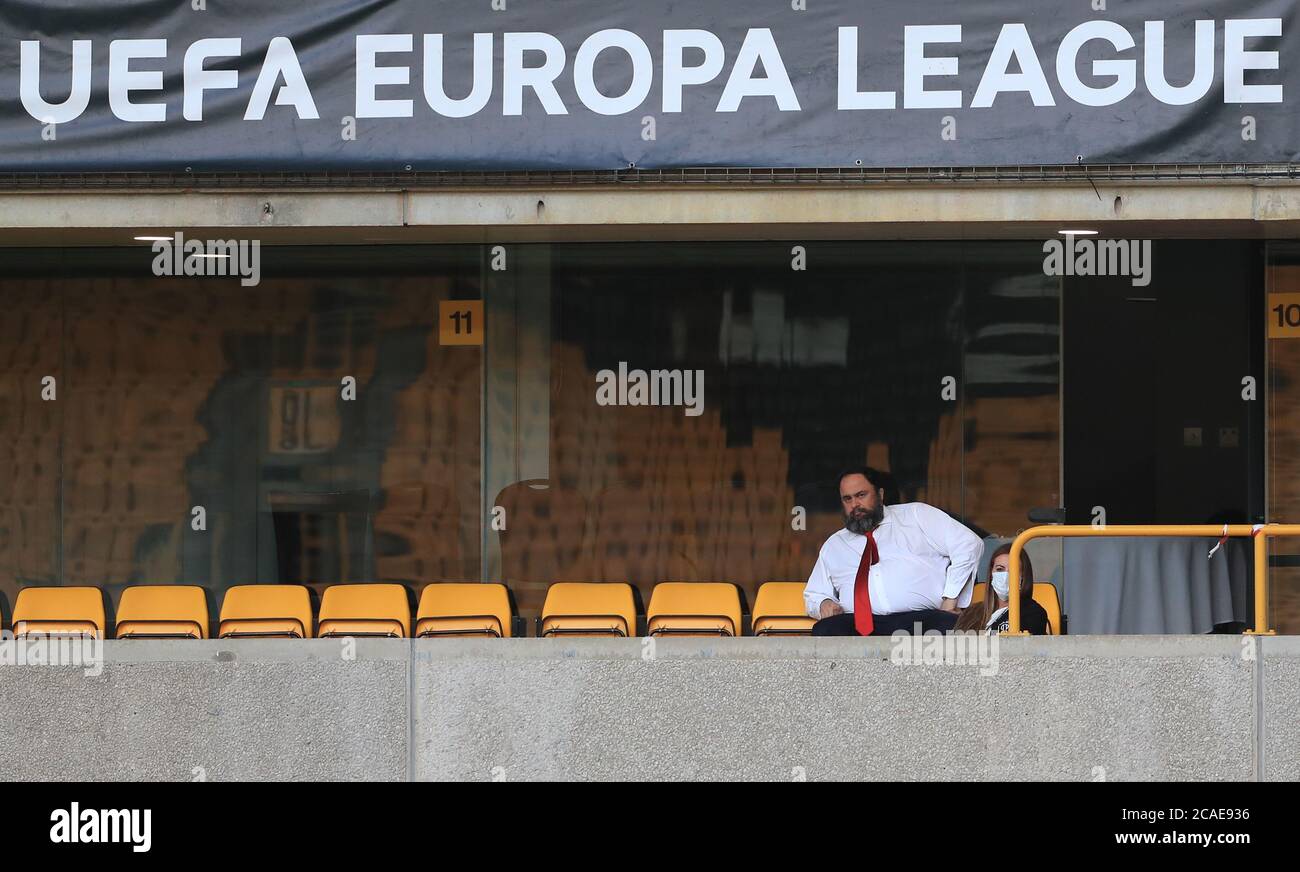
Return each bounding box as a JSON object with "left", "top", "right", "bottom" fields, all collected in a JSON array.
[{"left": 803, "top": 502, "right": 982, "bottom": 618}]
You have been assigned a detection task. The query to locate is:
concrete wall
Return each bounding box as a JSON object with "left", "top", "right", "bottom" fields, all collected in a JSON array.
[
  {"left": 0, "top": 640, "right": 409, "bottom": 781},
  {"left": 1263, "top": 636, "right": 1300, "bottom": 782},
  {"left": 0, "top": 636, "right": 1289, "bottom": 781},
  {"left": 3, "top": 182, "right": 1300, "bottom": 245}
]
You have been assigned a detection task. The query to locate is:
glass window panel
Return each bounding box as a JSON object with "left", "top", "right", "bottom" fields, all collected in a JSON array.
[
  {"left": 0, "top": 245, "right": 483, "bottom": 625},
  {"left": 490, "top": 241, "right": 1058, "bottom": 619},
  {"left": 1267, "top": 242, "right": 1300, "bottom": 633}
]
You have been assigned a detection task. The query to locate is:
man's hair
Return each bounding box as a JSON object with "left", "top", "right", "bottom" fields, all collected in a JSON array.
[{"left": 838, "top": 466, "right": 885, "bottom": 493}]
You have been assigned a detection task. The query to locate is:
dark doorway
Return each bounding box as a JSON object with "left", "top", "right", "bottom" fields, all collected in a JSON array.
[{"left": 1063, "top": 240, "right": 1265, "bottom": 525}]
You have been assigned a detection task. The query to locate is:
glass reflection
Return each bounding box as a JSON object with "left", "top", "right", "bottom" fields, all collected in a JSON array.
[
  {"left": 0, "top": 246, "right": 483, "bottom": 625},
  {"left": 493, "top": 242, "right": 1061, "bottom": 616}
]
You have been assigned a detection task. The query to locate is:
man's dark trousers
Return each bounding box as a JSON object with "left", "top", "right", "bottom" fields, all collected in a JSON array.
[{"left": 811, "top": 610, "right": 958, "bottom": 636}]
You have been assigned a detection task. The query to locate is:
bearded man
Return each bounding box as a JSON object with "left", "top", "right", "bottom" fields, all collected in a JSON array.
[{"left": 804, "top": 467, "right": 982, "bottom": 636}]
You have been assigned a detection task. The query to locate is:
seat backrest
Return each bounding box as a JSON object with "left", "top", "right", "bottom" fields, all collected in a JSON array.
[
  {"left": 586, "top": 487, "right": 659, "bottom": 611},
  {"left": 540, "top": 582, "right": 636, "bottom": 637},
  {"left": 647, "top": 582, "right": 742, "bottom": 637},
  {"left": 116, "top": 585, "right": 209, "bottom": 639},
  {"left": 495, "top": 481, "right": 590, "bottom": 615},
  {"left": 416, "top": 583, "right": 513, "bottom": 638},
  {"left": 218, "top": 585, "right": 314, "bottom": 639},
  {"left": 317, "top": 584, "right": 410, "bottom": 638},
  {"left": 1032, "top": 582, "right": 1062, "bottom": 635},
  {"left": 751, "top": 582, "right": 815, "bottom": 636},
  {"left": 12, "top": 587, "right": 106, "bottom": 639},
  {"left": 971, "top": 582, "right": 988, "bottom": 605}
]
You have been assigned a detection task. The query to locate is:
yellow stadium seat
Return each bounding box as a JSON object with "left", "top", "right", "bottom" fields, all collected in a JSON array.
[
  {"left": 315, "top": 582, "right": 408, "bottom": 636},
  {"left": 539, "top": 582, "right": 637, "bottom": 637},
  {"left": 218, "top": 585, "right": 313, "bottom": 639},
  {"left": 1033, "top": 582, "right": 1064, "bottom": 635},
  {"left": 647, "top": 582, "right": 742, "bottom": 637},
  {"left": 416, "top": 583, "right": 516, "bottom": 638},
  {"left": 971, "top": 582, "right": 988, "bottom": 605},
  {"left": 317, "top": 583, "right": 410, "bottom": 638},
  {"left": 752, "top": 582, "right": 815, "bottom": 636},
  {"left": 116, "top": 585, "right": 209, "bottom": 639},
  {"left": 12, "top": 587, "right": 106, "bottom": 639}
]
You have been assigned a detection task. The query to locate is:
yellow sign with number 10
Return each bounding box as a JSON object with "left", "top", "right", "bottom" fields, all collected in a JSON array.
[{"left": 1269, "top": 295, "right": 1300, "bottom": 339}]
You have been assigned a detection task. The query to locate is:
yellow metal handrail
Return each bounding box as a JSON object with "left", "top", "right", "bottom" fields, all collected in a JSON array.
[
  {"left": 1004, "top": 524, "right": 1280, "bottom": 635},
  {"left": 1248, "top": 525, "right": 1300, "bottom": 636}
]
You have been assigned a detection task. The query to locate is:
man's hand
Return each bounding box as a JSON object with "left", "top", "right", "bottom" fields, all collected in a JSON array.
[
  {"left": 819, "top": 599, "right": 844, "bottom": 619},
  {"left": 939, "top": 597, "right": 959, "bottom": 613}
]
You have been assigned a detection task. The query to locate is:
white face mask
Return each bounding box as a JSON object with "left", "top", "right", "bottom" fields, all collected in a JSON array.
[{"left": 991, "top": 569, "right": 1010, "bottom": 599}]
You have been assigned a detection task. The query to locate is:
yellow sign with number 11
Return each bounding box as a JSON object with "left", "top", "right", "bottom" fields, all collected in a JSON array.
[{"left": 439, "top": 300, "right": 484, "bottom": 346}]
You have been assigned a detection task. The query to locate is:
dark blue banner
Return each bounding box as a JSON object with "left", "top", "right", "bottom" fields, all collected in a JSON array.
[{"left": 0, "top": 0, "right": 1295, "bottom": 171}]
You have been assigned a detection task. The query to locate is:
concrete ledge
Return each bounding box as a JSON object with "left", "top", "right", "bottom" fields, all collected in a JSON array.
[
  {"left": 2, "top": 182, "right": 1300, "bottom": 245},
  {"left": 0, "top": 636, "right": 1283, "bottom": 781},
  {"left": 0, "top": 639, "right": 408, "bottom": 781},
  {"left": 407, "top": 634, "right": 1252, "bottom": 661},
  {"left": 1262, "top": 635, "right": 1300, "bottom": 782},
  {"left": 411, "top": 636, "right": 1253, "bottom": 781}
]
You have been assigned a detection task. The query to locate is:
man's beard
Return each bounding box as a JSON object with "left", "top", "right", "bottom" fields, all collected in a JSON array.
[{"left": 844, "top": 503, "right": 884, "bottom": 535}]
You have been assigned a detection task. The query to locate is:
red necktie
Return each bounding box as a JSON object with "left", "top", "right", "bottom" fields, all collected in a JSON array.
[{"left": 853, "top": 530, "right": 879, "bottom": 636}]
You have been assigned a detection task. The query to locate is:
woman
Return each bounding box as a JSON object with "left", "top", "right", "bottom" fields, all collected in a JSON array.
[{"left": 955, "top": 543, "right": 1051, "bottom": 635}]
